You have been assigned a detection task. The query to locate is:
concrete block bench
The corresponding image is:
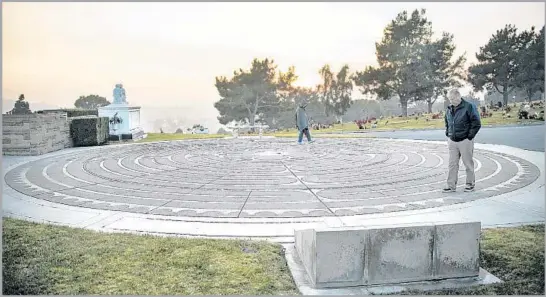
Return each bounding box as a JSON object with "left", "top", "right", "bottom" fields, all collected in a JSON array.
[{"left": 294, "top": 221, "right": 480, "bottom": 288}]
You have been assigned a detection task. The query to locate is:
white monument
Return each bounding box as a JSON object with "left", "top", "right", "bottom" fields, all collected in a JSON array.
[{"left": 98, "top": 84, "right": 146, "bottom": 141}]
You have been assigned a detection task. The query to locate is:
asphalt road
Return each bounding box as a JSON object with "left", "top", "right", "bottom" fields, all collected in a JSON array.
[{"left": 367, "top": 124, "right": 545, "bottom": 152}]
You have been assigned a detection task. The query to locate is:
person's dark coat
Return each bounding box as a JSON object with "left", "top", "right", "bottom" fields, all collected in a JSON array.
[
  {"left": 445, "top": 99, "right": 482, "bottom": 142},
  {"left": 295, "top": 105, "right": 309, "bottom": 132}
]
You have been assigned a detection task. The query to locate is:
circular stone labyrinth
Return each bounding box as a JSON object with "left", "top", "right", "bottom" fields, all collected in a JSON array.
[{"left": 4, "top": 138, "right": 540, "bottom": 219}]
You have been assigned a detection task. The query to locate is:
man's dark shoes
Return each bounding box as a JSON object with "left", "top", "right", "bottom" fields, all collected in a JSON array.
[
  {"left": 442, "top": 187, "right": 456, "bottom": 193},
  {"left": 464, "top": 184, "right": 475, "bottom": 192}
]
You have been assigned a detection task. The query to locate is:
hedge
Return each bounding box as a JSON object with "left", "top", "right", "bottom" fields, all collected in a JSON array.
[
  {"left": 70, "top": 116, "right": 109, "bottom": 147},
  {"left": 37, "top": 109, "right": 98, "bottom": 118}
]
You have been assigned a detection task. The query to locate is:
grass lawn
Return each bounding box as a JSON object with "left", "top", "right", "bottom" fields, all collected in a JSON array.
[
  {"left": 3, "top": 218, "right": 543, "bottom": 295},
  {"left": 282, "top": 102, "right": 544, "bottom": 134},
  {"left": 138, "top": 133, "right": 227, "bottom": 143},
  {"left": 268, "top": 116, "right": 542, "bottom": 136},
  {"left": 2, "top": 218, "right": 298, "bottom": 295},
  {"left": 301, "top": 113, "right": 541, "bottom": 134},
  {"left": 399, "top": 224, "right": 545, "bottom": 295}
]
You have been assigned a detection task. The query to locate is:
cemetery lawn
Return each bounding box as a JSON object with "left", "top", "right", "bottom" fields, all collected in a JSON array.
[
  {"left": 139, "top": 133, "right": 226, "bottom": 142},
  {"left": 2, "top": 218, "right": 299, "bottom": 295},
  {"left": 271, "top": 115, "right": 541, "bottom": 136},
  {"left": 295, "top": 116, "right": 540, "bottom": 134},
  {"left": 139, "top": 132, "right": 375, "bottom": 142},
  {"left": 400, "top": 224, "right": 545, "bottom": 295}
]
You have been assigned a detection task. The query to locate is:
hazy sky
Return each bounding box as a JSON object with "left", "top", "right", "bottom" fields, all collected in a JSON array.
[{"left": 3, "top": 2, "right": 545, "bottom": 114}]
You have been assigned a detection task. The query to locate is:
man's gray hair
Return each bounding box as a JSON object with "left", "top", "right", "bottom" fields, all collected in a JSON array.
[{"left": 447, "top": 89, "right": 461, "bottom": 101}]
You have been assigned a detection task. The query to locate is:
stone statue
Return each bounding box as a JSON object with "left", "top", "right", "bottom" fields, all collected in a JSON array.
[
  {"left": 113, "top": 84, "right": 127, "bottom": 104},
  {"left": 11, "top": 94, "right": 31, "bottom": 114}
]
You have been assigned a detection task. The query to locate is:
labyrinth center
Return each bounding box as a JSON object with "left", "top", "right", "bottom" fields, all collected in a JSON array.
[{"left": 4, "top": 138, "right": 540, "bottom": 218}]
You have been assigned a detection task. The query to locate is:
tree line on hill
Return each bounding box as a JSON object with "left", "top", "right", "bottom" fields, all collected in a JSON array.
[{"left": 213, "top": 9, "right": 545, "bottom": 130}]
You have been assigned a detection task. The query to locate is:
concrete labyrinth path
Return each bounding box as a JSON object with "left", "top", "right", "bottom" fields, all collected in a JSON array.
[{"left": 4, "top": 138, "right": 541, "bottom": 221}]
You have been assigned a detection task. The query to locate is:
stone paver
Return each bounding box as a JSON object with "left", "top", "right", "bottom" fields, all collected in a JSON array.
[{"left": 3, "top": 138, "right": 544, "bottom": 242}]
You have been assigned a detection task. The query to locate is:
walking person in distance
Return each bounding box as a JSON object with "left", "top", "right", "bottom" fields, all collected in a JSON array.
[
  {"left": 443, "top": 89, "right": 482, "bottom": 193},
  {"left": 295, "top": 100, "right": 313, "bottom": 144}
]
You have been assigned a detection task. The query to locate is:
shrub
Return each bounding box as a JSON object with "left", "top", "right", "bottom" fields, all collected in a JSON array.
[
  {"left": 217, "top": 128, "right": 229, "bottom": 135},
  {"left": 70, "top": 116, "right": 109, "bottom": 147}
]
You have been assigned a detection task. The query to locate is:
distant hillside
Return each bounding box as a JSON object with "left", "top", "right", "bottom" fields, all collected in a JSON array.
[{"left": 139, "top": 105, "right": 221, "bottom": 133}]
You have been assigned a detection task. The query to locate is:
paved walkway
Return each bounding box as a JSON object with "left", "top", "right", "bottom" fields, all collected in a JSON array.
[{"left": 3, "top": 138, "right": 544, "bottom": 242}]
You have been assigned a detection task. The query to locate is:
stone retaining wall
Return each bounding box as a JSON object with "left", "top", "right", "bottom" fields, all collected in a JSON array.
[
  {"left": 295, "top": 222, "right": 481, "bottom": 288},
  {"left": 2, "top": 113, "right": 73, "bottom": 156}
]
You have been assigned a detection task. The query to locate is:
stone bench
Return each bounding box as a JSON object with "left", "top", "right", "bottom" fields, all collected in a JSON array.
[{"left": 294, "top": 221, "right": 480, "bottom": 288}]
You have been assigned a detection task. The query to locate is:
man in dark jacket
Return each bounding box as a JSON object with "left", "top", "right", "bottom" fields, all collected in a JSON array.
[{"left": 443, "top": 89, "right": 482, "bottom": 193}]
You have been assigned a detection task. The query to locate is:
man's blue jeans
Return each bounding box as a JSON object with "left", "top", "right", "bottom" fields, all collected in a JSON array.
[{"left": 298, "top": 128, "right": 312, "bottom": 143}]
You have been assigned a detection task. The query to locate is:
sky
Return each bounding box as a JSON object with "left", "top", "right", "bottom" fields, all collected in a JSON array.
[{"left": 2, "top": 2, "right": 545, "bottom": 130}]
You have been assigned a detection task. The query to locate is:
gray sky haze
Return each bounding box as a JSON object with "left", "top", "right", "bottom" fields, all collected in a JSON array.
[{"left": 3, "top": 2, "right": 544, "bottom": 131}]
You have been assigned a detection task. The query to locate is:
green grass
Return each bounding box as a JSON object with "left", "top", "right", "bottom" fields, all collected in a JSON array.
[
  {"left": 304, "top": 111, "right": 541, "bottom": 133},
  {"left": 4, "top": 219, "right": 543, "bottom": 295},
  {"left": 399, "top": 224, "right": 545, "bottom": 295},
  {"left": 2, "top": 218, "right": 299, "bottom": 295},
  {"left": 138, "top": 133, "right": 226, "bottom": 143},
  {"left": 287, "top": 102, "right": 544, "bottom": 134},
  {"left": 266, "top": 115, "right": 542, "bottom": 136}
]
